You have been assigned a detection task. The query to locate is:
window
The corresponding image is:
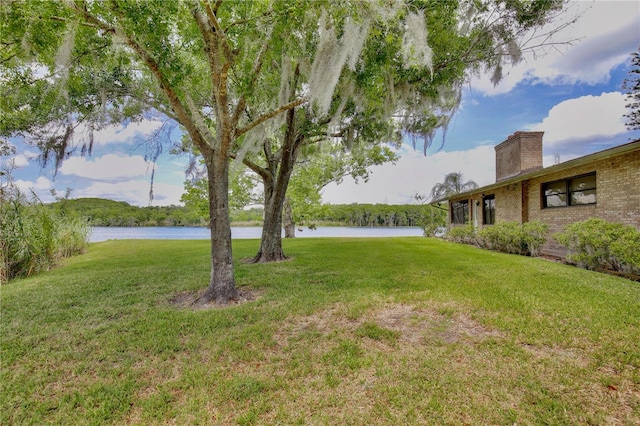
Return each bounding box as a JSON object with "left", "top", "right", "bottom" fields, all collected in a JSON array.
[
  {"left": 543, "top": 180, "right": 567, "bottom": 207},
  {"left": 569, "top": 174, "right": 597, "bottom": 205},
  {"left": 483, "top": 195, "right": 495, "bottom": 225},
  {"left": 543, "top": 172, "right": 596, "bottom": 208},
  {"left": 451, "top": 200, "right": 469, "bottom": 224}
]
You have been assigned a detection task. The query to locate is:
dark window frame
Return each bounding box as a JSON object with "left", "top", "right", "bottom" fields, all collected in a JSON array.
[
  {"left": 482, "top": 194, "right": 495, "bottom": 225},
  {"left": 542, "top": 172, "right": 596, "bottom": 209},
  {"left": 451, "top": 199, "right": 469, "bottom": 224}
]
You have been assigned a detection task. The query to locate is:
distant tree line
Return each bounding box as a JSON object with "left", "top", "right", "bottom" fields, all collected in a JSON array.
[
  {"left": 316, "top": 204, "right": 445, "bottom": 228},
  {"left": 48, "top": 198, "right": 203, "bottom": 227},
  {"left": 47, "top": 198, "right": 443, "bottom": 228}
]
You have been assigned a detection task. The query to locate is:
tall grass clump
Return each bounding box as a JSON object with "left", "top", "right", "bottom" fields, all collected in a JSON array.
[
  {"left": 554, "top": 218, "right": 640, "bottom": 273},
  {"left": 1, "top": 188, "right": 91, "bottom": 283}
]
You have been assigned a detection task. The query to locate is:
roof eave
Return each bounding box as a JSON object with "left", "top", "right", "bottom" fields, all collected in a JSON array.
[{"left": 437, "top": 139, "right": 640, "bottom": 202}]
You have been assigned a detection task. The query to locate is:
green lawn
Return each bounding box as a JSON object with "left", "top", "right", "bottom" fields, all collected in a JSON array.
[{"left": 2, "top": 238, "right": 639, "bottom": 425}]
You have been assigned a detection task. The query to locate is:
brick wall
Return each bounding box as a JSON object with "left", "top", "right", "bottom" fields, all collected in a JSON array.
[
  {"left": 495, "top": 183, "right": 523, "bottom": 223},
  {"left": 447, "top": 146, "right": 639, "bottom": 258},
  {"left": 449, "top": 183, "right": 523, "bottom": 230},
  {"left": 495, "top": 131, "right": 543, "bottom": 182},
  {"left": 526, "top": 149, "right": 640, "bottom": 256}
]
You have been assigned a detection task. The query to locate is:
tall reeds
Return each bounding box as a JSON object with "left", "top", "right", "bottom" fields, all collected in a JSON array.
[{"left": 1, "top": 190, "right": 91, "bottom": 283}]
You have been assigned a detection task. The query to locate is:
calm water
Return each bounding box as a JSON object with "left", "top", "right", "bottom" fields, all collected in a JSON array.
[{"left": 90, "top": 226, "right": 423, "bottom": 242}]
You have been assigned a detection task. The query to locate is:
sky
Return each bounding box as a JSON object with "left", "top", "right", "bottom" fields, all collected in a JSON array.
[{"left": 4, "top": 0, "right": 640, "bottom": 207}]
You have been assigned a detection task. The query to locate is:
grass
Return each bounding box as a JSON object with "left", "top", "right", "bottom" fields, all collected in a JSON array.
[{"left": 2, "top": 237, "right": 639, "bottom": 425}]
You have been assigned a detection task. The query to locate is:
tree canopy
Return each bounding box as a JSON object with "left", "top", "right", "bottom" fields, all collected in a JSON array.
[
  {"left": 1, "top": 0, "right": 571, "bottom": 303},
  {"left": 430, "top": 172, "right": 479, "bottom": 201},
  {"left": 623, "top": 47, "right": 640, "bottom": 131}
]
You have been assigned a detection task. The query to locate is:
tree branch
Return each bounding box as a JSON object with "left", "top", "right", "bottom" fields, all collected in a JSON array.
[
  {"left": 201, "top": 0, "right": 234, "bottom": 62},
  {"left": 228, "top": 151, "right": 271, "bottom": 182},
  {"left": 191, "top": 6, "right": 221, "bottom": 94},
  {"left": 242, "top": 156, "right": 271, "bottom": 182},
  {"left": 236, "top": 97, "right": 307, "bottom": 138},
  {"left": 70, "top": 1, "right": 213, "bottom": 153},
  {"left": 232, "top": 31, "right": 272, "bottom": 128}
]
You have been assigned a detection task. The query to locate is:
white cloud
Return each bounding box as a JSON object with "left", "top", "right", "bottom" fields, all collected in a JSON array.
[
  {"left": 529, "top": 91, "right": 628, "bottom": 146},
  {"left": 5, "top": 148, "right": 39, "bottom": 169},
  {"left": 14, "top": 177, "right": 54, "bottom": 200},
  {"left": 13, "top": 167, "right": 184, "bottom": 207},
  {"left": 322, "top": 145, "right": 496, "bottom": 204},
  {"left": 552, "top": 19, "right": 638, "bottom": 84},
  {"left": 8, "top": 155, "right": 29, "bottom": 168},
  {"left": 73, "top": 118, "right": 165, "bottom": 146},
  {"left": 59, "top": 154, "right": 155, "bottom": 181},
  {"left": 73, "top": 180, "right": 184, "bottom": 206},
  {"left": 471, "top": 1, "right": 640, "bottom": 95}
]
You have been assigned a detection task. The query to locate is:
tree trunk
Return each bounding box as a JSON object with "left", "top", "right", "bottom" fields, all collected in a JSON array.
[
  {"left": 250, "top": 108, "right": 301, "bottom": 263},
  {"left": 283, "top": 197, "right": 296, "bottom": 238},
  {"left": 252, "top": 173, "right": 288, "bottom": 262},
  {"left": 200, "top": 153, "right": 238, "bottom": 304}
]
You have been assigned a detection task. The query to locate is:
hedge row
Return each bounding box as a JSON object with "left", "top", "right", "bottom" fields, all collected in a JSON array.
[
  {"left": 445, "top": 221, "right": 548, "bottom": 257},
  {"left": 554, "top": 218, "right": 640, "bottom": 273},
  {"left": 445, "top": 218, "right": 640, "bottom": 274}
]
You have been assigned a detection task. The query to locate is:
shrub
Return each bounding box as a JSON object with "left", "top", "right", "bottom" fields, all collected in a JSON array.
[
  {"left": 479, "top": 221, "right": 549, "bottom": 256},
  {"left": 479, "top": 221, "right": 527, "bottom": 255},
  {"left": 553, "top": 218, "right": 640, "bottom": 273},
  {"left": 610, "top": 231, "right": 640, "bottom": 272},
  {"left": 417, "top": 208, "right": 447, "bottom": 237},
  {"left": 445, "top": 224, "right": 476, "bottom": 244},
  {"left": 1, "top": 190, "right": 91, "bottom": 283},
  {"left": 451, "top": 221, "right": 549, "bottom": 257},
  {"left": 521, "top": 221, "right": 549, "bottom": 257}
]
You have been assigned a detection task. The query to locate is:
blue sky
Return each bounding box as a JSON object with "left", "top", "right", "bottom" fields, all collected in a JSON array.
[{"left": 5, "top": 0, "right": 640, "bottom": 206}]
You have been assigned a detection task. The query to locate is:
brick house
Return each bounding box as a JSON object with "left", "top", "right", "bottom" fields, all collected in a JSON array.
[{"left": 442, "top": 131, "right": 640, "bottom": 257}]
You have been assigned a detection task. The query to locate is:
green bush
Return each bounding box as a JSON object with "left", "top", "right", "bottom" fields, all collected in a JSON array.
[
  {"left": 449, "top": 221, "right": 549, "bottom": 257},
  {"left": 478, "top": 221, "right": 549, "bottom": 256},
  {"left": 445, "top": 224, "right": 476, "bottom": 244},
  {"left": 479, "top": 221, "right": 527, "bottom": 255},
  {"left": 610, "top": 231, "right": 640, "bottom": 272},
  {"left": 521, "top": 221, "right": 549, "bottom": 257},
  {"left": 554, "top": 218, "right": 640, "bottom": 273},
  {"left": 417, "top": 208, "right": 447, "bottom": 237},
  {"left": 1, "top": 190, "right": 91, "bottom": 283}
]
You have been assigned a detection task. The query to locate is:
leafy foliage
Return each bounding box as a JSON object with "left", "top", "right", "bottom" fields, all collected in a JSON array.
[
  {"left": 48, "top": 198, "right": 444, "bottom": 229},
  {"left": 622, "top": 47, "right": 640, "bottom": 131},
  {"left": 316, "top": 203, "right": 443, "bottom": 228},
  {"left": 1, "top": 190, "right": 91, "bottom": 283},
  {"left": 554, "top": 218, "right": 640, "bottom": 273},
  {"left": 446, "top": 221, "right": 549, "bottom": 257},
  {"left": 48, "top": 198, "right": 201, "bottom": 227},
  {"left": 181, "top": 172, "right": 260, "bottom": 222},
  {"left": 478, "top": 220, "right": 548, "bottom": 256},
  {"left": 283, "top": 142, "right": 398, "bottom": 233},
  {"left": 1, "top": 0, "right": 573, "bottom": 296},
  {"left": 430, "top": 172, "right": 478, "bottom": 201},
  {"left": 445, "top": 224, "right": 477, "bottom": 245}
]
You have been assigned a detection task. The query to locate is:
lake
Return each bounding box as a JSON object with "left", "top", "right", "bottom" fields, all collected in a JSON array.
[{"left": 90, "top": 226, "right": 423, "bottom": 242}]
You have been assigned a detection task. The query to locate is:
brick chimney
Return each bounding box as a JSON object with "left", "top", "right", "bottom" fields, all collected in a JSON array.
[{"left": 494, "top": 131, "right": 544, "bottom": 182}]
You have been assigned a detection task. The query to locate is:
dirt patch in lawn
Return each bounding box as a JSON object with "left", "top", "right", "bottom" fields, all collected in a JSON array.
[
  {"left": 274, "top": 302, "right": 504, "bottom": 348},
  {"left": 168, "top": 287, "right": 264, "bottom": 310},
  {"left": 371, "top": 303, "right": 504, "bottom": 344}
]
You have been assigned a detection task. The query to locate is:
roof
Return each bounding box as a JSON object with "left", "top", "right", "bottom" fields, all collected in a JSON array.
[{"left": 434, "top": 139, "right": 640, "bottom": 203}]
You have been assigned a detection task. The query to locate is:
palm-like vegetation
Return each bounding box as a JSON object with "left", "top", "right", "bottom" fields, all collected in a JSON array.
[{"left": 430, "top": 172, "right": 479, "bottom": 201}]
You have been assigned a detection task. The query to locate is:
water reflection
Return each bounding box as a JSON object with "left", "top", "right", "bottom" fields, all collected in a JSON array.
[{"left": 90, "top": 226, "right": 423, "bottom": 242}]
